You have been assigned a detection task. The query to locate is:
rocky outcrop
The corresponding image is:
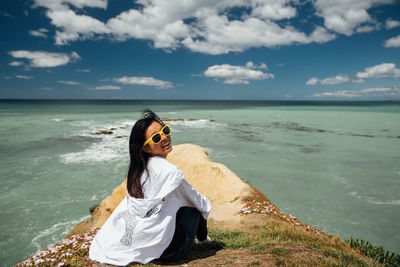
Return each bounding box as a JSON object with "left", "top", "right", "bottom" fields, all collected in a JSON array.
[
  {"left": 66, "top": 143, "right": 285, "bottom": 238},
  {"left": 22, "top": 144, "right": 362, "bottom": 267}
]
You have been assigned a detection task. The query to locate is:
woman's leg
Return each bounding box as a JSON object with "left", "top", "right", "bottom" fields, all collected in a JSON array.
[
  {"left": 160, "top": 207, "right": 207, "bottom": 262},
  {"left": 160, "top": 223, "right": 185, "bottom": 260},
  {"left": 196, "top": 215, "right": 208, "bottom": 242}
]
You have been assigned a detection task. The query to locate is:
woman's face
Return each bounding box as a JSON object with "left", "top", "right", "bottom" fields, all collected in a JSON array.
[{"left": 142, "top": 121, "right": 172, "bottom": 158}]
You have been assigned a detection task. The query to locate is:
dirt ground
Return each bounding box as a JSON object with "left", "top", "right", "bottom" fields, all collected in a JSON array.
[{"left": 80, "top": 245, "right": 315, "bottom": 267}]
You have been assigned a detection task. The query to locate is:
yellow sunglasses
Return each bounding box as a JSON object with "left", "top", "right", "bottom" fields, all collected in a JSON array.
[{"left": 142, "top": 125, "right": 171, "bottom": 147}]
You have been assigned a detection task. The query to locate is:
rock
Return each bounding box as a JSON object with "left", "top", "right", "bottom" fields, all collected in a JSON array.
[
  {"left": 90, "top": 130, "right": 113, "bottom": 135},
  {"left": 161, "top": 118, "right": 216, "bottom": 123},
  {"left": 115, "top": 135, "right": 128, "bottom": 138},
  {"left": 66, "top": 144, "right": 275, "bottom": 238},
  {"left": 89, "top": 204, "right": 99, "bottom": 214}
]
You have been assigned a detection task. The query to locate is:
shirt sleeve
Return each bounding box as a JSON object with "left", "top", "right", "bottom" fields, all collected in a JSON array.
[{"left": 177, "top": 179, "right": 211, "bottom": 220}]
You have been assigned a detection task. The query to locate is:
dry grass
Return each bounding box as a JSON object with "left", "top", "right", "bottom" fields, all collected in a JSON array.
[
  {"left": 16, "top": 185, "right": 381, "bottom": 266},
  {"left": 16, "top": 217, "right": 381, "bottom": 267}
]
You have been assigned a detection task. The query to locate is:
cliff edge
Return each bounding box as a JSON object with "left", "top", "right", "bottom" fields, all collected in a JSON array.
[
  {"left": 18, "top": 144, "right": 377, "bottom": 266},
  {"left": 66, "top": 143, "right": 298, "bottom": 238}
]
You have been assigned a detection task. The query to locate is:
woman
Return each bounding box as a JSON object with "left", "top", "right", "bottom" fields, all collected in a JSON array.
[{"left": 89, "top": 110, "right": 211, "bottom": 266}]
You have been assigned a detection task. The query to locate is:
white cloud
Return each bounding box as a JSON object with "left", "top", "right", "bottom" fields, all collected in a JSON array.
[
  {"left": 313, "top": 86, "right": 399, "bottom": 99},
  {"left": 306, "top": 77, "right": 318, "bottom": 85},
  {"left": 1, "top": 11, "right": 15, "bottom": 19},
  {"left": 181, "top": 15, "right": 335, "bottom": 54},
  {"left": 107, "top": 7, "right": 190, "bottom": 49},
  {"left": 356, "top": 25, "right": 376, "bottom": 33},
  {"left": 75, "top": 69, "right": 90, "bottom": 72},
  {"left": 359, "top": 87, "right": 392, "bottom": 93},
  {"left": 246, "top": 61, "right": 268, "bottom": 69},
  {"left": 306, "top": 75, "right": 349, "bottom": 85},
  {"left": 386, "top": 18, "right": 400, "bottom": 29},
  {"left": 50, "top": 9, "right": 110, "bottom": 45},
  {"left": 204, "top": 62, "right": 274, "bottom": 84},
  {"left": 9, "top": 50, "right": 80, "bottom": 67},
  {"left": 65, "top": 0, "right": 107, "bottom": 9},
  {"left": 259, "top": 63, "right": 268, "bottom": 70},
  {"left": 57, "top": 80, "right": 81, "bottom": 85},
  {"left": 313, "top": 0, "right": 393, "bottom": 36},
  {"left": 320, "top": 75, "right": 350, "bottom": 85},
  {"left": 16, "top": 75, "right": 34, "bottom": 79},
  {"left": 32, "top": 0, "right": 399, "bottom": 53},
  {"left": 384, "top": 35, "right": 400, "bottom": 48},
  {"left": 32, "top": 0, "right": 109, "bottom": 44},
  {"left": 356, "top": 63, "right": 400, "bottom": 79},
  {"left": 33, "top": 0, "right": 339, "bottom": 54},
  {"left": 113, "top": 76, "right": 173, "bottom": 89},
  {"left": 34, "top": 0, "right": 107, "bottom": 10},
  {"left": 250, "top": 0, "right": 297, "bottom": 20},
  {"left": 308, "top": 26, "right": 337, "bottom": 43},
  {"left": 246, "top": 61, "right": 255, "bottom": 68},
  {"left": 352, "top": 79, "right": 365, "bottom": 83},
  {"left": 29, "top": 28, "right": 49, "bottom": 38},
  {"left": 9, "top": 61, "right": 24, "bottom": 66},
  {"left": 313, "top": 90, "right": 358, "bottom": 98},
  {"left": 92, "top": 85, "right": 121, "bottom": 90},
  {"left": 40, "top": 87, "right": 53, "bottom": 90}
]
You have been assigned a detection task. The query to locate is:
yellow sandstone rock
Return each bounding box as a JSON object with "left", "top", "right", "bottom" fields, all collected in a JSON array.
[{"left": 66, "top": 143, "right": 271, "bottom": 238}]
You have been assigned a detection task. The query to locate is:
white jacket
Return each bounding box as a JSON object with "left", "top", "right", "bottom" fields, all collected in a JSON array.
[{"left": 89, "top": 156, "right": 211, "bottom": 266}]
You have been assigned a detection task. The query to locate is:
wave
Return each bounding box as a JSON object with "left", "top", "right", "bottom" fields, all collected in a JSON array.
[
  {"left": 366, "top": 199, "right": 400, "bottom": 206},
  {"left": 348, "top": 191, "right": 400, "bottom": 206},
  {"left": 59, "top": 119, "right": 223, "bottom": 164},
  {"left": 30, "top": 215, "right": 90, "bottom": 253},
  {"left": 59, "top": 119, "right": 133, "bottom": 164},
  {"left": 165, "top": 119, "right": 227, "bottom": 129},
  {"left": 60, "top": 137, "right": 128, "bottom": 164}
]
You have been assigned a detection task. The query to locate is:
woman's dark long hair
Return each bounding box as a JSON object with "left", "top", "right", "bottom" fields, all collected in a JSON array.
[{"left": 127, "top": 110, "right": 165, "bottom": 198}]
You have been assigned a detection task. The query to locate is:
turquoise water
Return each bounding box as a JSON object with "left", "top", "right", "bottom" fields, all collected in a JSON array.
[{"left": 0, "top": 100, "right": 399, "bottom": 266}]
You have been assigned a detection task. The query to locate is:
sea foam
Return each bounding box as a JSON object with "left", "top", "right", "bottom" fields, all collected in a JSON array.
[
  {"left": 59, "top": 119, "right": 223, "bottom": 164},
  {"left": 30, "top": 215, "right": 90, "bottom": 253}
]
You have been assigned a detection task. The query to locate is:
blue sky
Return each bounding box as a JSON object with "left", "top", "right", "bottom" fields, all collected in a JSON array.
[{"left": 0, "top": 0, "right": 399, "bottom": 100}]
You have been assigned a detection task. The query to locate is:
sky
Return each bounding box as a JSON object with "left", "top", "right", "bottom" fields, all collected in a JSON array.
[{"left": 0, "top": 0, "right": 400, "bottom": 100}]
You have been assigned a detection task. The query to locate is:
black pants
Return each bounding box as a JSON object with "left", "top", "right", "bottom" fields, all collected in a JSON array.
[{"left": 160, "top": 207, "right": 208, "bottom": 262}]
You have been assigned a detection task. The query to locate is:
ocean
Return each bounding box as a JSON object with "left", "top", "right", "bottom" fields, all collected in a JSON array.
[{"left": 0, "top": 100, "right": 399, "bottom": 266}]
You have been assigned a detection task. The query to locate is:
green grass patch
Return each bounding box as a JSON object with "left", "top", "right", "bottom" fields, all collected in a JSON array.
[
  {"left": 205, "top": 223, "right": 378, "bottom": 266},
  {"left": 346, "top": 237, "right": 400, "bottom": 267},
  {"left": 208, "top": 228, "right": 254, "bottom": 248},
  {"left": 269, "top": 247, "right": 290, "bottom": 257}
]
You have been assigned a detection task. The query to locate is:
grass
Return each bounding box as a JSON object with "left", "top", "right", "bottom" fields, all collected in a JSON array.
[
  {"left": 208, "top": 229, "right": 253, "bottom": 249},
  {"left": 17, "top": 219, "right": 385, "bottom": 266},
  {"left": 204, "top": 221, "right": 381, "bottom": 266},
  {"left": 346, "top": 237, "right": 400, "bottom": 267}
]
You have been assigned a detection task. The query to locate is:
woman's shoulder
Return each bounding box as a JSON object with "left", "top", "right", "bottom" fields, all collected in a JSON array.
[
  {"left": 148, "top": 156, "right": 181, "bottom": 175},
  {"left": 144, "top": 157, "right": 185, "bottom": 198}
]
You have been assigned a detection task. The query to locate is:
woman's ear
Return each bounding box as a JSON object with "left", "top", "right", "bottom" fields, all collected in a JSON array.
[{"left": 142, "top": 145, "right": 151, "bottom": 154}]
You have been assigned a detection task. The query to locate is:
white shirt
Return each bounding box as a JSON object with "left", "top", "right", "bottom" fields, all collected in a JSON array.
[{"left": 89, "top": 156, "right": 211, "bottom": 266}]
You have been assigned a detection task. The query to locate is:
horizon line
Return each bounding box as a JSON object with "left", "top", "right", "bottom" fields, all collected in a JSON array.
[{"left": 1, "top": 98, "right": 399, "bottom": 102}]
